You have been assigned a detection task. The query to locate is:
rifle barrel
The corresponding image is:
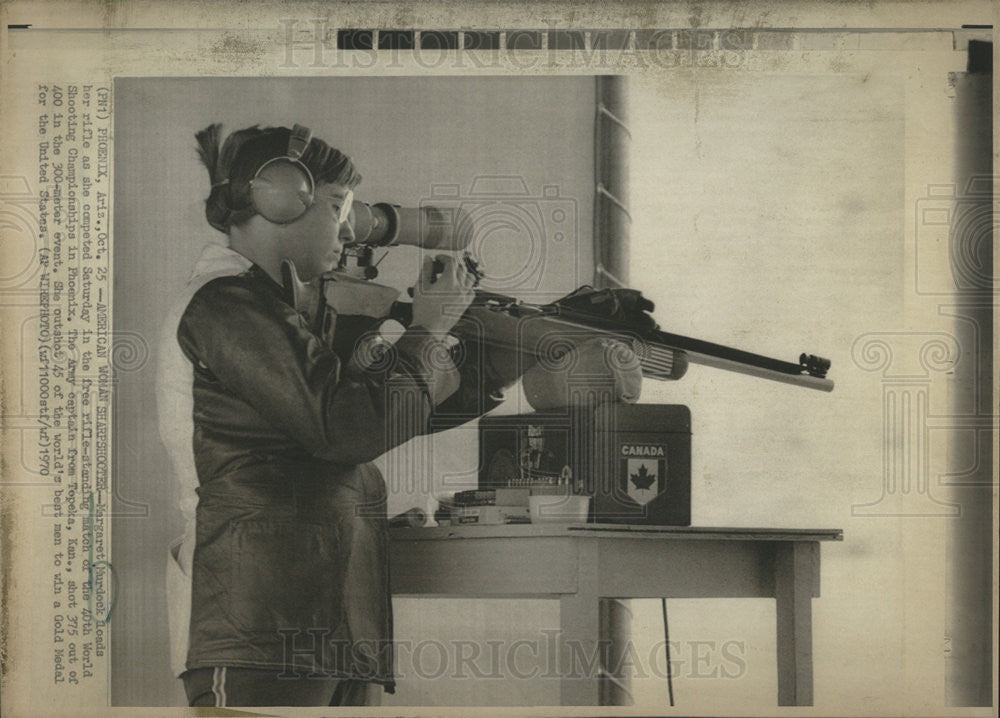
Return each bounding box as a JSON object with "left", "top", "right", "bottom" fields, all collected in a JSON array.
[
  {"left": 464, "top": 296, "right": 835, "bottom": 392},
  {"left": 682, "top": 350, "right": 835, "bottom": 392},
  {"left": 645, "top": 327, "right": 834, "bottom": 392}
]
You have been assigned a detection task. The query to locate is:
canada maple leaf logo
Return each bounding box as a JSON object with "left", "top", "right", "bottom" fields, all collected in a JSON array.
[{"left": 629, "top": 463, "right": 656, "bottom": 491}]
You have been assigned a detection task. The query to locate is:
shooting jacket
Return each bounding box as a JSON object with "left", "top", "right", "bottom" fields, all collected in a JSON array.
[{"left": 167, "top": 253, "right": 506, "bottom": 690}]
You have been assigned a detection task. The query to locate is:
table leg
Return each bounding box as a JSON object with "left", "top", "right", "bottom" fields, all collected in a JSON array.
[
  {"left": 600, "top": 598, "right": 635, "bottom": 705},
  {"left": 559, "top": 538, "right": 601, "bottom": 706},
  {"left": 558, "top": 590, "right": 601, "bottom": 705},
  {"left": 775, "top": 542, "right": 815, "bottom": 706}
]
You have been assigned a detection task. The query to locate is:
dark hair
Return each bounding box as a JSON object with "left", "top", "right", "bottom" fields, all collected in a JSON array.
[{"left": 195, "top": 123, "right": 362, "bottom": 232}]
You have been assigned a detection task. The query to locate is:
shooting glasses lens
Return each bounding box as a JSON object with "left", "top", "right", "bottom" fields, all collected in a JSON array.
[{"left": 338, "top": 189, "right": 354, "bottom": 226}]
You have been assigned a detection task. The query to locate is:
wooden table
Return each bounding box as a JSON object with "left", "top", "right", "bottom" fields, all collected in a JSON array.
[{"left": 390, "top": 523, "right": 842, "bottom": 706}]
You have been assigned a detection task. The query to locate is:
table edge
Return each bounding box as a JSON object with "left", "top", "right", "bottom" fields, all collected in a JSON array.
[{"left": 389, "top": 523, "right": 844, "bottom": 542}]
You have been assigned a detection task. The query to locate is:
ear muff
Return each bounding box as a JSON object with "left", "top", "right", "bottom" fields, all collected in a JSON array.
[{"left": 249, "top": 124, "right": 315, "bottom": 224}]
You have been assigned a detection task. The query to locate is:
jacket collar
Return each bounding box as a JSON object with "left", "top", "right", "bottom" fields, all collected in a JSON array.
[
  {"left": 187, "top": 243, "right": 287, "bottom": 302},
  {"left": 187, "top": 243, "right": 252, "bottom": 283}
]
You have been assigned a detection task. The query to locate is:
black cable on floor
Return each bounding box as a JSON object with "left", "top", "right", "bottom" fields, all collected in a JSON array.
[{"left": 662, "top": 598, "right": 675, "bottom": 707}]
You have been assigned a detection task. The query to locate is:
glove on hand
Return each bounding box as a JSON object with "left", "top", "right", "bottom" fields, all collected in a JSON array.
[{"left": 521, "top": 336, "right": 642, "bottom": 411}]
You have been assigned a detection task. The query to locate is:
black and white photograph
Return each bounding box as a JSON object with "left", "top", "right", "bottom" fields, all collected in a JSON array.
[{"left": 0, "top": 3, "right": 995, "bottom": 715}]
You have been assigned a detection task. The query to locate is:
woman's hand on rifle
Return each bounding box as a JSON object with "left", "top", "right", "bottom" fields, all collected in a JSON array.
[{"left": 411, "top": 253, "right": 476, "bottom": 339}]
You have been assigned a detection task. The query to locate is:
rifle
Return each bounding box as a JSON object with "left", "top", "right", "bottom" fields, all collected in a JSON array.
[
  {"left": 286, "top": 254, "right": 834, "bottom": 393},
  {"left": 426, "top": 286, "right": 834, "bottom": 392}
]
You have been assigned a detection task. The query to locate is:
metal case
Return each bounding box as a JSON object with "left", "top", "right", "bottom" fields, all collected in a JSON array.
[{"left": 478, "top": 403, "right": 691, "bottom": 526}]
